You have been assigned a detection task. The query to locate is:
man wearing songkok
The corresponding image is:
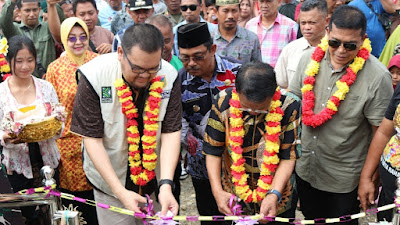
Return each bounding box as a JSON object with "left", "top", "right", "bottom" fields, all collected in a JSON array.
[
  {"left": 112, "top": 0, "right": 154, "bottom": 51},
  {"left": 289, "top": 5, "right": 393, "bottom": 224},
  {"left": 70, "top": 24, "right": 182, "bottom": 225},
  {"left": 204, "top": 62, "right": 301, "bottom": 223},
  {"left": 213, "top": 0, "right": 261, "bottom": 63},
  {"left": 178, "top": 22, "right": 241, "bottom": 224},
  {"left": 275, "top": 0, "right": 328, "bottom": 89}
]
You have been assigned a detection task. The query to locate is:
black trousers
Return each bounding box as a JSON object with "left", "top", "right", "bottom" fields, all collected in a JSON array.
[
  {"left": 191, "top": 177, "right": 230, "bottom": 225},
  {"left": 296, "top": 174, "right": 359, "bottom": 225}
]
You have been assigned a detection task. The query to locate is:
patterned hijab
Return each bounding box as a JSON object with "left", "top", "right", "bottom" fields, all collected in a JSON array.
[{"left": 60, "top": 17, "right": 89, "bottom": 66}]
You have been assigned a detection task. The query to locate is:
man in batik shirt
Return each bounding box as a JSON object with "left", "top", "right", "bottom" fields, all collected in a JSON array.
[
  {"left": 203, "top": 62, "right": 301, "bottom": 223},
  {"left": 178, "top": 22, "right": 241, "bottom": 224}
]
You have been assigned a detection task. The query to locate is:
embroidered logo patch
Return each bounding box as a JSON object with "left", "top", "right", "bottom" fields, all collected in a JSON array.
[
  {"left": 101, "top": 86, "right": 112, "bottom": 103},
  {"left": 161, "top": 90, "right": 171, "bottom": 99}
]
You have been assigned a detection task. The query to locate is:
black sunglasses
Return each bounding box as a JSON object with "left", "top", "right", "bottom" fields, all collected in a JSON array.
[
  {"left": 328, "top": 39, "right": 358, "bottom": 51},
  {"left": 180, "top": 4, "right": 198, "bottom": 11}
]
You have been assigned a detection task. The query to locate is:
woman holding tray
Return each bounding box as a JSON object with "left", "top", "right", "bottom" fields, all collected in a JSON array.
[{"left": 0, "top": 35, "right": 64, "bottom": 224}]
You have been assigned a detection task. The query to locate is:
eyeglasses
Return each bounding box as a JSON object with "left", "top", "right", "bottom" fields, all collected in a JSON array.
[
  {"left": 67, "top": 35, "right": 88, "bottom": 43},
  {"left": 328, "top": 39, "right": 358, "bottom": 51},
  {"left": 179, "top": 51, "right": 208, "bottom": 63},
  {"left": 122, "top": 47, "right": 162, "bottom": 74},
  {"left": 238, "top": 108, "right": 270, "bottom": 114},
  {"left": 180, "top": 4, "right": 198, "bottom": 11}
]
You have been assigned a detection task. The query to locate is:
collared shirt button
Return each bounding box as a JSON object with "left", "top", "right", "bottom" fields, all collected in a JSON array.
[
  {"left": 313, "top": 136, "right": 317, "bottom": 139},
  {"left": 311, "top": 151, "right": 315, "bottom": 154},
  {"left": 327, "top": 87, "right": 331, "bottom": 90},
  {"left": 322, "top": 103, "right": 325, "bottom": 107}
]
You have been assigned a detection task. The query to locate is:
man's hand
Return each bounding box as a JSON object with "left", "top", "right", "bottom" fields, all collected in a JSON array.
[
  {"left": 96, "top": 43, "right": 112, "bottom": 54},
  {"left": 116, "top": 188, "right": 148, "bottom": 215},
  {"left": 213, "top": 190, "right": 233, "bottom": 215},
  {"left": 259, "top": 194, "right": 278, "bottom": 223},
  {"left": 358, "top": 177, "right": 376, "bottom": 211},
  {"left": 47, "top": 0, "right": 62, "bottom": 6},
  {"left": 158, "top": 184, "right": 179, "bottom": 216}
]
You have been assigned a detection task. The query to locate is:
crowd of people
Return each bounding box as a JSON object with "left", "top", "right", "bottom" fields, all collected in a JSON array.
[{"left": 0, "top": 0, "right": 400, "bottom": 224}]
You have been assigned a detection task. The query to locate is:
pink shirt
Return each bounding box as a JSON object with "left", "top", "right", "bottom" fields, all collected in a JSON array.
[
  {"left": 90, "top": 26, "right": 114, "bottom": 48},
  {"left": 246, "top": 13, "right": 298, "bottom": 67}
]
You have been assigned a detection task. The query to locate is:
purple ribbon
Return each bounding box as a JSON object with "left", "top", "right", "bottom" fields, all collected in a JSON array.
[
  {"left": 263, "top": 216, "right": 275, "bottom": 222},
  {"left": 234, "top": 216, "right": 259, "bottom": 225},
  {"left": 44, "top": 186, "right": 53, "bottom": 190},
  {"left": 45, "top": 190, "right": 61, "bottom": 198},
  {"left": 149, "top": 211, "right": 179, "bottom": 225},
  {"left": 73, "top": 197, "right": 87, "bottom": 203},
  {"left": 134, "top": 212, "right": 147, "bottom": 219},
  {"left": 395, "top": 196, "right": 400, "bottom": 213},
  {"left": 142, "top": 194, "right": 155, "bottom": 225},
  {"left": 97, "top": 203, "right": 110, "bottom": 209},
  {"left": 228, "top": 195, "right": 243, "bottom": 216},
  {"left": 26, "top": 188, "right": 35, "bottom": 195},
  {"left": 186, "top": 216, "right": 199, "bottom": 221}
]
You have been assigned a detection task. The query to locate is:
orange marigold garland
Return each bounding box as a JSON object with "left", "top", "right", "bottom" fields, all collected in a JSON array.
[
  {"left": 301, "top": 36, "right": 372, "bottom": 128},
  {"left": 0, "top": 37, "right": 11, "bottom": 81},
  {"left": 229, "top": 88, "right": 284, "bottom": 203},
  {"left": 114, "top": 76, "right": 164, "bottom": 186}
]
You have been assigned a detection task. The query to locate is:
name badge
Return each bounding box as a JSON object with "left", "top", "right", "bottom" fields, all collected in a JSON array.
[
  {"left": 101, "top": 86, "right": 112, "bottom": 103},
  {"left": 161, "top": 90, "right": 171, "bottom": 99}
]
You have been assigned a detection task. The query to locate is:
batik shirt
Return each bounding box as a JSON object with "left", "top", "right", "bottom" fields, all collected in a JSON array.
[
  {"left": 180, "top": 55, "right": 242, "bottom": 180},
  {"left": 203, "top": 88, "right": 301, "bottom": 214},
  {"left": 214, "top": 25, "right": 262, "bottom": 63}
]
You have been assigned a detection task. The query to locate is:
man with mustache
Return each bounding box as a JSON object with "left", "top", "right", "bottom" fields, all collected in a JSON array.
[
  {"left": 213, "top": 0, "right": 261, "bottom": 63},
  {"left": 275, "top": 0, "right": 328, "bottom": 89},
  {"left": 178, "top": 22, "right": 241, "bottom": 224},
  {"left": 289, "top": 5, "right": 393, "bottom": 224}
]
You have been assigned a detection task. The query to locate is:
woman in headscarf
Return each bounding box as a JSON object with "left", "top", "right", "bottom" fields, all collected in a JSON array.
[{"left": 45, "top": 17, "right": 98, "bottom": 225}]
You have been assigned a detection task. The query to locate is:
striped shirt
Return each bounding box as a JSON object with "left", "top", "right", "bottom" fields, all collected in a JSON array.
[{"left": 245, "top": 13, "right": 298, "bottom": 67}]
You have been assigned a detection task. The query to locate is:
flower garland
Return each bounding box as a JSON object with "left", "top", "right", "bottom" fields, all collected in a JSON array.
[
  {"left": 0, "top": 37, "right": 11, "bottom": 81},
  {"left": 114, "top": 77, "right": 164, "bottom": 186},
  {"left": 229, "top": 88, "right": 284, "bottom": 203},
  {"left": 301, "top": 36, "right": 371, "bottom": 128}
]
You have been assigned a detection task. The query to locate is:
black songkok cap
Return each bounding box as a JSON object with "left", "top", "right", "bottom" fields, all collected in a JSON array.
[{"left": 177, "top": 22, "right": 212, "bottom": 49}]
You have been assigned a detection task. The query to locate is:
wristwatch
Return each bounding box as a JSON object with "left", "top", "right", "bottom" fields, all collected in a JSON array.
[
  {"left": 158, "top": 179, "right": 175, "bottom": 191},
  {"left": 266, "top": 189, "right": 282, "bottom": 203}
]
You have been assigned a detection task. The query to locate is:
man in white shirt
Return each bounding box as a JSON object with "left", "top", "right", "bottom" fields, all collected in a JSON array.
[{"left": 275, "top": 0, "right": 328, "bottom": 89}]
